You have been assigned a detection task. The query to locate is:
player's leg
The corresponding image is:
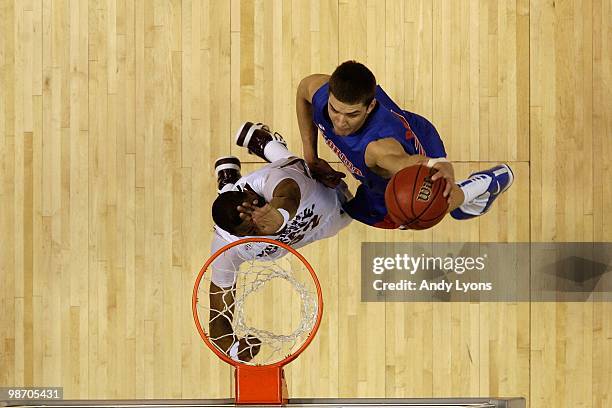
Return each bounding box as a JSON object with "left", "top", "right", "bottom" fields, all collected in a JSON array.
[
  {"left": 208, "top": 283, "right": 261, "bottom": 362},
  {"left": 209, "top": 236, "right": 262, "bottom": 362},
  {"left": 449, "top": 164, "right": 514, "bottom": 219},
  {"left": 215, "top": 156, "right": 241, "bottom": 193},
  {"left": 208, "top": 280, "right": 237, "bottom": 353},
  {"left": 436, "top": 164, "right": 514, "bottom": 219},
  {"left": 402, "top": 111, "right": 514, "bottom": 220},
  {"left": 235, "top": 121, "right": 294, "bottom": 162},
  {"left": 430, "top": 165, "right": 513, "bottom": 219},
  {"left": 343, "top": 185, "right": 400, "bottom": 229},
  {"left": 208, "top": 237, "right": 240, "bottom": 355}
]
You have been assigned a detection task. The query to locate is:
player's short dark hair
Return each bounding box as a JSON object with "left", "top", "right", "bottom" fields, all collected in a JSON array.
[
  {"left": 329, "top": 60, "right": 376, "bottom": 106},
  {"left": 212, "top": 191, "right": 248, "bottom": 234},
  {"left": 211, "top": 190, "right": 265, "bottom": 234}
]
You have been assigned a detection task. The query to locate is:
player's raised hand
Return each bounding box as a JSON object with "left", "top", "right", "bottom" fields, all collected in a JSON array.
[
  {"left": 430, "top": 161, "right": 455, "bottom": 201},
  {"left": 308, "top": 158, "right": 346, "bottom": 188},
  {"left": 237, "top": 200, "right": 284, "bottom": 235}
]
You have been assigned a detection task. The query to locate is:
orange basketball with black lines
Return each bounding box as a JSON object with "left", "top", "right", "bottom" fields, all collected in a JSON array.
[{"left": 384, "top": 165, "right": 449, "bottom": 230}]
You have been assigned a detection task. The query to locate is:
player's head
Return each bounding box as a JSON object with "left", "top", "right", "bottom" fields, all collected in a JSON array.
[
  {"left": 328, "top": 60, "right": 377, "bottom": 136},
  {"left": 212, "top": 190, "right": 266, "bottom": 236}
]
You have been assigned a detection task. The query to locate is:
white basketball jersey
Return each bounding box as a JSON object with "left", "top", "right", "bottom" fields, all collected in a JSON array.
[{"left": 211, "top": 157, "right": 351, "bottom": 286}]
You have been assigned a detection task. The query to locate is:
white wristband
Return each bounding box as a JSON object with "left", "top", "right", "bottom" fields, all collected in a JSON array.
[
  {"left": 426, "top": 157, "right": 449, "bottom": 168},
  {"left": 276, "top": 208, "right": 290, "bottom": 233}
]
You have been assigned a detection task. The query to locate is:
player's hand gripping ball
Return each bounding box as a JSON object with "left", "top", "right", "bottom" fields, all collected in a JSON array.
[{"left": 385, "top": 165, "right": 449, "bottom": 230}]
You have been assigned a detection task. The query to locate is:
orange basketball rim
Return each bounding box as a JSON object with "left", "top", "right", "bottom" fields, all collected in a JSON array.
[{"left": 192, "top": 237, "right": 324, "bottom": 405}]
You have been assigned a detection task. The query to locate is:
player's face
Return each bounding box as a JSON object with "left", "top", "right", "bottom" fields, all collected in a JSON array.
[
  {"left": 328, "top": 93, "right": 376, "bottom": 136},
  {"left": 233, "top": 218, "right": 261, "bottom": 237}
]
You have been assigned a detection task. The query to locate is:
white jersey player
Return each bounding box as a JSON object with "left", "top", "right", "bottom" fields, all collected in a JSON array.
[
  {"left": 210, "top": 155, "right": 352, "bottom": 288},
  {"left": 208, "top": 122, "right": 351, "bottom": 362}
]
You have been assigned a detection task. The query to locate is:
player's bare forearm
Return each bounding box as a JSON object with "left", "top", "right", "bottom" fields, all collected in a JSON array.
[
  {"left": 365, "top": 138, "right": 427, "bottom": 176},
  {"left": 378, "top": 152, "right": 428, "bottom": 175},
  {"left": 373, "top": 147, "right": 456, "bottom": 199},
  {"left": 296, "top": 91, "right": 318, "bottom": 163},
  {"left": 209, "top": 282, "right": 236, "bottom": 353},
  {"left": 296, "top": 74, "right": 330, "bottom": 164}
]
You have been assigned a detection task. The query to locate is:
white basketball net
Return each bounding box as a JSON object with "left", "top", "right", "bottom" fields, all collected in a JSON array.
[{"left": 196, "top": 240, "right": 319, "bottom": 365}]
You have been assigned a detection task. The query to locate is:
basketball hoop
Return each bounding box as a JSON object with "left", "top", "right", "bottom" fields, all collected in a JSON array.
[{"left": 192, "top": 237, "right": 323, "bottom": 405}]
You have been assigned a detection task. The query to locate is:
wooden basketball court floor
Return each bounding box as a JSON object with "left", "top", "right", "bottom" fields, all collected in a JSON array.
[{"left": 0, "top": 1, "right": 610, "bottom": 408}]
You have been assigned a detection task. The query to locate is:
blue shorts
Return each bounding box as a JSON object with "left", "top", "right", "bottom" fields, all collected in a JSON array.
[{"left": 342, "top": 185, "right": 397, "bottom": 228}]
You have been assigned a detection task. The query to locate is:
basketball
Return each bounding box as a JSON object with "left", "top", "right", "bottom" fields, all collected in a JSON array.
[{"left": 384, "top": 165, "right": 449, "bottom": 230}]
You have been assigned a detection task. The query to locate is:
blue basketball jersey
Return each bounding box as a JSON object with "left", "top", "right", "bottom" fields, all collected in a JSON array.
[{"left": 311, "top": 83, "right": 447, "bottom": 227}]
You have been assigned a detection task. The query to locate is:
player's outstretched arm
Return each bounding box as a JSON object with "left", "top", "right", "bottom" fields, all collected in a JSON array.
[
  {"left": 296, "top": 74, "right": 329, "bottom": 164},
  {"left": 365, "top": 138, "right": 428, "bottom": 174},
  {"left": 366, "top": 138, "right": 456, "bottom": 198},
  {"left": 296, "top": 74, "right": 346, "bottom": 188}
]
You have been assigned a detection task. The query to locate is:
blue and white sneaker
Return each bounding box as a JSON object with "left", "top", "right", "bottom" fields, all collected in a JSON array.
[{"left": 450, "top": 164, "right": 514, "bottom": 220}]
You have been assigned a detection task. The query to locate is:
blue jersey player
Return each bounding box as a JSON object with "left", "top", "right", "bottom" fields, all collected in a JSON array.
[
  {"left": 231, "top": 61, "right": 514, "bottom": 230},
  {"left": 294, "top": 61, "right": 514, "bottom": 229}
]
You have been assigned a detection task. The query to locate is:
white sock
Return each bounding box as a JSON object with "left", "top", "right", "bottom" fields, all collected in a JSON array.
[
  {"left": 457, "top": 175, "right": 491, "bottom": 204},
  {"left": 228, "top": 342, "right": 240, "bottom": 361},
  {"left": 264, "top": 141, "right": 293, "bottom": 162}
]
